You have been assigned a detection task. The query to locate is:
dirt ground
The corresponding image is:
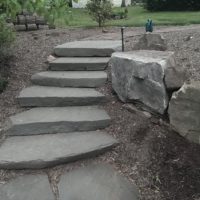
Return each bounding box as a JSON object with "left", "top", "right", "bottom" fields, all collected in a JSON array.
[{"left": 0, "top": 25, "right": 200, "bottom": 200}]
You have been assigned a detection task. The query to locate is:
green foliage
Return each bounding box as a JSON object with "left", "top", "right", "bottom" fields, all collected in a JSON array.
[
  {"left": 0, "top": 0, "right": 21, "bottom": 18},
  {"left": 0, "top": 16, "right": 15, "bottom": 62},
  {"left": 144, "top": 0, "right": 200, "bottom": 11},
  {"left": 86, "top": 0, "right": 112, "bottom": 27},
  {"left": 43, "top": 0, "right": 69, "bottom": 28},
  {"left": 111, "top": 8, "right": 128, "bottom": 19}
]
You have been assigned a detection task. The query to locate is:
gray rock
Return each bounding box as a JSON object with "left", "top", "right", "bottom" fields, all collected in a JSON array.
[
  {"left": 18, "top": 86, "right": 106, "bottom": 107},
  {"left": 58, "top": 164, "right": 139, "bottom": 200},
  {"left": 133, "top": 33, "right": 167, "bottom": 51},
  {"left": 54, "top": 40, "right": 122, "bottom": 57},
  {"left": 4, "top": 106, "right": 111, "bottom": 136},
  {"left": 111, "top": 50, "right": 185, "bottom": 114},
  {"left": 164, "top": 66, "right": 186, "bottom": 91},
  {"left": 0, "top": 132, "right": 117, "bottom": 169},
  {"left": 31, "top": 71, "right": 107, "bottom": 88},
  {"left": 111, "top": 51, "right": 167, "bottom": 114},
  {"left": 168, "top": 82, "right": 200, "bottom": 144},
  {"left": 0, "top": 174, "right": 54, "bottom": 200},
  {"left": 49, "top": 57, "right": 110, "bottom": 71}
]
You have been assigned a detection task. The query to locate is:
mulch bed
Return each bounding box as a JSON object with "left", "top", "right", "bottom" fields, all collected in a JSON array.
[{"left": 0, "top": 26, "right": 200, "bottom": 200}]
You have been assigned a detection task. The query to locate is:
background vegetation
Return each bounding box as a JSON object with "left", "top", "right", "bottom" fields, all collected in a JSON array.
[
  {"left": 58, "top": 6, "right": 200, "bottom": 27},
  {"left": 145, "top": 0, "right": 200, "bottom": 11}
]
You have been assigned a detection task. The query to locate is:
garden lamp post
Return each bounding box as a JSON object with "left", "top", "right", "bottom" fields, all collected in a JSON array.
[{"left": 121, "top": 27, "right": 125, "bottom": 52}]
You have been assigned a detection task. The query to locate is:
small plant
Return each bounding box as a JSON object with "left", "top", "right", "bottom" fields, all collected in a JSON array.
[
  {"left": 0, "top": 15, "right": 15, "bottom": 62},
  {"left": 43, "top": 0, "right": 68, "bottom": 28},
  {"left": 86, "top": 0, "right": 112, "bottom": 27}
]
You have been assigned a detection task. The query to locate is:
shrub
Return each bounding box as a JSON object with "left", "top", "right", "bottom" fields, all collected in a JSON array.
[
  {"left": 86, "top": 0, "right": 112, "bottom": 27},
  {"left": 0, "top": 16, "right": 15, "bottom": 62},
  {"left": 144, "top": 0, "right": 200, "bottom": 11},
  {"left": 0, "top": 16, "right": 15, "bottom": 93}
]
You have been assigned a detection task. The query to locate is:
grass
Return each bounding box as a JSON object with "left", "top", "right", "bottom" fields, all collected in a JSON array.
[{"left": 56, "top": 6, "right": 200, "bottom": 28}]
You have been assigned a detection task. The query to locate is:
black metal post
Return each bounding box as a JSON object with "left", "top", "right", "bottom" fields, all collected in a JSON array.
[{"left": 121, "top": 27, "right": 125, "bottom": 52}]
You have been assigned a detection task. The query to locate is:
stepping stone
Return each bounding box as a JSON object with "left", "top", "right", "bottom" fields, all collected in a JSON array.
[
  {"left": 4, "top": 106, "right": 111, "bottom": 136},
  {"left": 0, "top": 174, "right": 54, "bottom": 200},
  {"left": 49, "top": 57, "right": 110, "bottom": 71},
  {"left": 32, "top": 71, "right": 107, "bottom": 87},
  {"left": 58, "top": 164, "right": 139, "bottom": 200},
  {"left": 0, "top": 132, "right": 118, "bottom": 169},
  {"left": 54, "top": 40, "right": 122, "bottom": 57},
  {"left": 18, "top": 86, "right": 106, "bottom": 107}
]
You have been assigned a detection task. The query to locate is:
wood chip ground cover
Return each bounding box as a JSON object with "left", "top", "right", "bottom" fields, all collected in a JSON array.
[{"left": 0, "top": 26, "right": 200, "bottom": 200}]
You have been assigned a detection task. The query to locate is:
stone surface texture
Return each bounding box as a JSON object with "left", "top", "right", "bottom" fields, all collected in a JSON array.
[
  {"left": 0, "top": 175, "right": 54, "bottom": 200},
  {"left": 111, "top": 50, "right": 185, "bottom": 114},
  {"left": 31, "top": 71, "right": 107, "bottom": 87},
  {"left": 133, "top": 33, "right": 167, "bottom": 51},
  {"left": 168, "top": 81, "right": 200, "bottom": 144},
  {"left": 18, "top": 86, "right": 106, "bottom": 107},
  {"left": 58, "top": 164, "right": 139, "bottom": 200},
  {"left": 49, "top": 57, "right": 110, "bottom": 71},
  {"left": 4, "top": 106, "right": 111, "bottom": 136},
  {"left": 0, "top": 132, "right": 117, "bottom": 169},
  {"left": 54, "top": 40, "right": 122, "bottom": 57}
]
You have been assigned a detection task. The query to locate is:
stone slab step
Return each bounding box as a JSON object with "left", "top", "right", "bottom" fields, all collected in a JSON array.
[
  {"left": 31, "top": 71, "right": 107, "bottom": 87},
  {"left": 0, "top": 131, "right": 118, "bottom": 169},
  {"left": 18, "top": 86, "right": 106, "bottom": 107},
  {"left": 58, "top": 164, "right": 139, "bottom": 200},
  {"left": 5, "top": 106, "right": 111, "bottom": 136},
  {"left": 49, "top": 57, "right": 110, "bottom": 71},
  {"left": 54, "top": 40, "right": 121, "bottom": 57},
  {"left": 0, "top": 174, "right": 54, "bottom": 200}
]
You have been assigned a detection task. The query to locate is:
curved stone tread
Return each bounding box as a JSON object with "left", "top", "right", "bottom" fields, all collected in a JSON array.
[
  {"left": 18, "top": 86, "right": 106, "bottom": 107},
  {"left": 0, "top": 132, "right": 118, "bottom": 169},
  {"left": 54, "top": 40, "right": 121, "bottom": 57},
  {"left": 31, "top": 71, "right": 107, "bottom": 87},
  {"left": 5, "top": 106, "right": 111, "bottom": 136},
  {"left": 49, "top": 57, "right": 110, "bottom": 71}
]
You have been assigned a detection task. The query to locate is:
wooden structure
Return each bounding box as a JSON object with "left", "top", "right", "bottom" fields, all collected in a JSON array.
[{"left": 13, "top": 11, "right": 46, "bottom": 30}]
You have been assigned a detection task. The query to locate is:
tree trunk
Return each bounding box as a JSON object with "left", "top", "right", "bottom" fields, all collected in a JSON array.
[{"left": 121, "top": 0, "right": 126, "bottom": 7}]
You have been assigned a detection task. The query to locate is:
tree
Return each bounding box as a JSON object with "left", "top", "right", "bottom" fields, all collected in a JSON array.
[
  {"left": 144, "top": 0, "right": 200, "bottom": 11},
  {"left": 42, "top": 0, "right": 68, "bottom": 28},
  {"left": 121, "top": 0, "right": 126, "bottom": 8},
  {"left": 86, "top": 0, "right": 112, "bottom": 27}
]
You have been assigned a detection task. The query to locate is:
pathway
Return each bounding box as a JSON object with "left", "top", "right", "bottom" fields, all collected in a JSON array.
[{"left": 0, "top": 40, "right": 139, "bottom": 199}]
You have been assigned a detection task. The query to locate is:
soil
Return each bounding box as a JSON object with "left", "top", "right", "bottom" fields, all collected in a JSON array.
[{"left": 0, "top": 25, "right": 200, "bottom": 200}]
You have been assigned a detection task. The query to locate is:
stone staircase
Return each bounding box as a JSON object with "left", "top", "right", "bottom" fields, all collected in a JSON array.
[{"left": 0, "top": 40, "right": 121, "bottom": 170}]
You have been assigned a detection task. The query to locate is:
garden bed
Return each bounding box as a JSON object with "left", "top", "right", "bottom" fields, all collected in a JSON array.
[{"left": 0, "top": 26, "right": 200, "bottom": 200}]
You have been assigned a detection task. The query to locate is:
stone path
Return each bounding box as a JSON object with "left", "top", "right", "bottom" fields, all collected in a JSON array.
[
  {"left": 1, "top": 40, "right": 121, "bottom": 168},
  {"left": 0, "top": 40, "right": 138, "bottom": 199}
]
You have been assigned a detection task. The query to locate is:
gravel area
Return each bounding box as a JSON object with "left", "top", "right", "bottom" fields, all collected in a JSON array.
[{"left": 0, "top": 25, "right": 200, "bottom": 200}]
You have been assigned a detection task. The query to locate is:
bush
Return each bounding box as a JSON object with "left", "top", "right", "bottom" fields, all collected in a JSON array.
[
  {"left": 144, "top": 0, "right": 200, "bottom": 11},
  {"left": 111, "top": 8, "right": 128, "bottom": 20},
  {"left": 0, "top": 16, "right": 15, "bottom": 62},
  {"left": 86, "top": 0, "right": 112, "bottom": 27},
  {"left": 0, "top": 16, "right": 15, "bottom": 93}
]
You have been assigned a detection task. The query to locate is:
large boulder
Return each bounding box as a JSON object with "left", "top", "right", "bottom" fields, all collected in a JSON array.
[
  {"left": 168, "top": 82, "right": 200, "bottom": 144},
  {"left": 133, "top": 33, "right": 167, "bottom": 51},
  {"left": 111, "top": 50, "right": 185, "bottom": 114}
]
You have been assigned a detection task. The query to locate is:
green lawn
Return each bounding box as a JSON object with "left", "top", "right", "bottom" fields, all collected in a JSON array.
[{"left": 56, "top": 6, "right": 200, "bottom": 27}]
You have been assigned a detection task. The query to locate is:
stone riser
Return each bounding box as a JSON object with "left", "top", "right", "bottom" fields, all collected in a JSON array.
[
  {"left": 18, "top": 96, "right": 107, "bottom": 107},
  {"left": 31, "top": 71, "right": 107, "bottom": 88}
]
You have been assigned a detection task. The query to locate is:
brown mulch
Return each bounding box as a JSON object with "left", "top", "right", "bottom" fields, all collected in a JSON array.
[{"left": 0, "top": 26, "right": 200, "bottom": 200}]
